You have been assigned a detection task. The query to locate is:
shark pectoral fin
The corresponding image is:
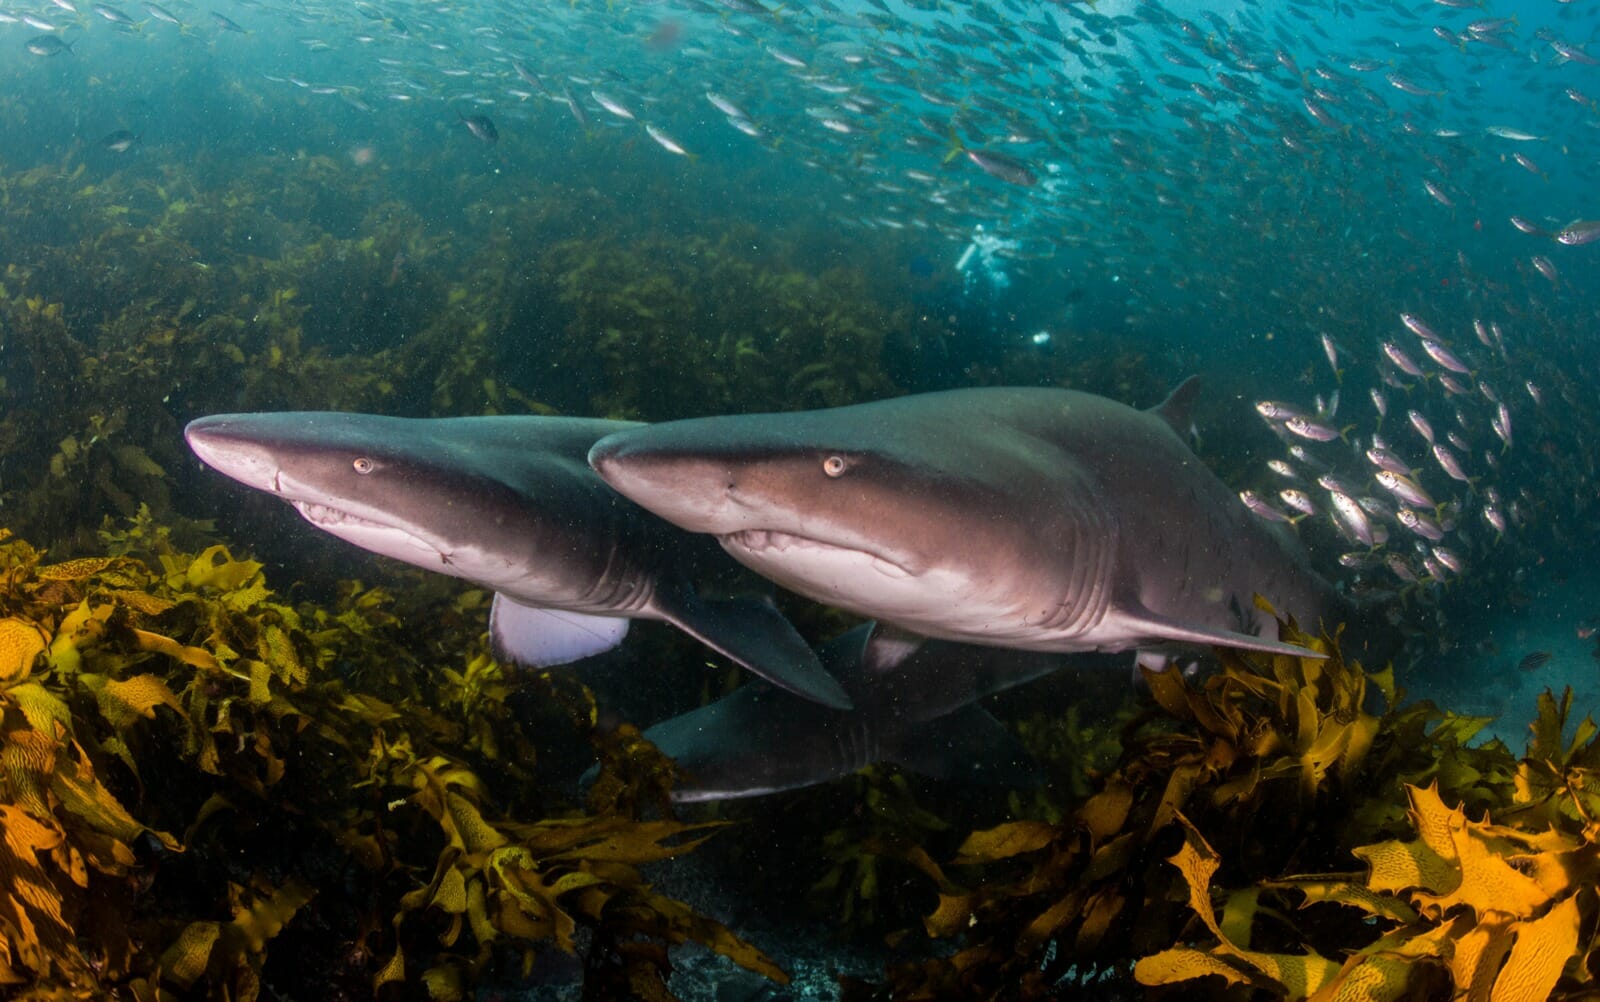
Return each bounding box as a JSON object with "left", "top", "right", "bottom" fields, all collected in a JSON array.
[
  {"left": 888, "top": 706, "right": 1042, "bottom": 789},
  {"left": 489, "top": 593, "right": 629, "bottom": 667},
  {"left": 665, "top": 590, "right": 853, "bottom": 710},
  {"left": 1117, "top": 604, "right": 1327, "bottom": 660}
]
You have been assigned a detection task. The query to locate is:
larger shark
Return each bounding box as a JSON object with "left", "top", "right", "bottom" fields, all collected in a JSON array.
[
  {"left": 588, "top": 379, "right": 1358, "bottom": 666},
  {"left": 183, "top": 413, "right": 851, "bottom": 708}
]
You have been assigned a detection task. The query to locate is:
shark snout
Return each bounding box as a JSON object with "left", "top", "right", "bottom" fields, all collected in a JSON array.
[
  {"left": 589, "top": 431, "right": 748, "bottom": 535},
  {"left": 184, "top": 416, "right": 283, "bottom": 494}
]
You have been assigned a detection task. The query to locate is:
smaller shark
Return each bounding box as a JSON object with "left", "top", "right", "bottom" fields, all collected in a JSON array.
[
  {"left": 640, "top": 622, "right": 1062, "bottom": 802},
  {"left": 184, "top": 413, "right": 851, "bottom": 708}
]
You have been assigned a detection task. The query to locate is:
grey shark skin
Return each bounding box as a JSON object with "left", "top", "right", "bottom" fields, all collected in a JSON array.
[
  {"left": 588, "top": 378, "right": 1353, "bottom": 663},
  {"left": 183, "top": 413, "right": 851, "bottom": 708},
  {"left": 642, "top": 622, "right": 1061, "bottom": 802}
]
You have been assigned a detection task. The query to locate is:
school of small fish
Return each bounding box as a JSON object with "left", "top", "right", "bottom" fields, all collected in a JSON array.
[{"left": 6, "top": 0, "right": 1597, "bottom": 643}]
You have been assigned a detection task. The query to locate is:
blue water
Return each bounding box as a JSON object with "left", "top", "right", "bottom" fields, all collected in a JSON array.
[{"left": 2, "top": 0, "right": 1599, "bottom": 992}]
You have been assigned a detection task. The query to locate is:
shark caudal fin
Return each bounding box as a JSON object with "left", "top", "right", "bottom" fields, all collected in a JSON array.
[
  {"left": 658, "top": 585, "right": 852, "bottom": 710},
  {"left": 637, "top": 622, "right": 1054, "bottom": 802},
  {"left": 489, "top": 593, "right": 630, "bottom": 666}
]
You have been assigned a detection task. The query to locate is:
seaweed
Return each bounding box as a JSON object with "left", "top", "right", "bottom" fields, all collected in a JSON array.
[
  {"left": 0, "top": 521, "right": 779, "bottom": 999},
  {"left": 861, "top": 606, "right": 1577, "bottom": 1000}
]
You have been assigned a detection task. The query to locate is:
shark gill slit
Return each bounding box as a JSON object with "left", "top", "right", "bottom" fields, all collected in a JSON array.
[
  {"left": 1038, "top": 490, "right": 1115, "bottom": 638},
  {"left": 577, "top": 537, "right": 655, "bottom": 615}
]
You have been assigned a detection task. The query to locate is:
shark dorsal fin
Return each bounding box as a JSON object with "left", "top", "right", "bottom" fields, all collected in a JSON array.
[{"left": 1151, "top": 375, "right": 1202, "bottom": 436}]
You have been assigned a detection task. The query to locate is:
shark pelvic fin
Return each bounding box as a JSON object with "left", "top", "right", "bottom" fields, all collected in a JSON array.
[
  {"left": 1115, "top": 601, "right": 1326, "bottom": 660},
  {"left": 659, "top": 586, "right": 853, "bottom": 709},
  {"left": 489, "top": 593, "right": 629, "bottom": 667}
]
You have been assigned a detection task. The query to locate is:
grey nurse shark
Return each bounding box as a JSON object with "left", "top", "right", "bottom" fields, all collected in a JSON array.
[
  {"left": 183, "top": 412, "right": 851, "bottom": 709},
  {"left": 588, "top": 378, "right": 1362, "bottom": 669},
  {"left": 644, "top": 621, "right": 1064, "bottom": 802}
]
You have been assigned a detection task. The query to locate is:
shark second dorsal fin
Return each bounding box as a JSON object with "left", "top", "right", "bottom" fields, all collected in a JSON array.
[
  {"left": 1151, "top": 375, "right": 1202, "bottom": 436},
  {"left": 489, "top": 593, "right": 630, "bottom": 667}
]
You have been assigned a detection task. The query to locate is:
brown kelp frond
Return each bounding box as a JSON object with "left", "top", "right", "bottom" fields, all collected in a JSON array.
[
  {"left": 0, "top": 524, "right": 776, "bottom": 998},
  {"left": 876, "top": 608, "right": 1563, "bottom": 1000}
]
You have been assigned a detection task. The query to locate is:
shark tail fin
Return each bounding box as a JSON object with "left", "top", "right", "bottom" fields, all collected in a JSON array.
[
  {"left": 489, "top": 593, "right": 630, "bottom": 667},
  {"left": 1151, "top": 375, "right": 1202, "bottom": 437},
  {"left": 663, "top": 587, "right": 853, "bottom": 709}
]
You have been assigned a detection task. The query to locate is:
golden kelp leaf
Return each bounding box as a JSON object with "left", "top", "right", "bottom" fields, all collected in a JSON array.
[
  {"left": 1368, "top": 665, "right": 1397, "bottom": 709},
  {"left": 444, "top": 792, "right": 508, "bottom": 854},
  {"left": 923, "top": 892, "right": 973, "bottom": 938},
  {"left": 2, "top": 726, "right": 58, "bottom": 820},
  {"left": 230, "top": 879, "right": 315, "bottom": 954},
  {"left": 159, "top": 921, "right": 221, "bottom": 989},
  {"left": 1355, "top": 837, "right": 1458, "bottom": 901},
  {"left": 1015, "top": 890, "right": 1085, "bottom": 955},
  {"left": 257, "top": 624, "right": 307, "bottom": 685},
  {"left": 1140, "top": 663, "right": 1196, "bottom": 722},
  {"left": 543, "top": 818, "right": 721, "bottom": 864},
  {"left": 431, "top": 866, "right": 469, "bottom": 914},
  {"left": 183, "top": 545, "right": 263, "bottom": 592},
  {"left": 1134, "top": 947, "right": 1254, "bottom": 988},
  {"left": 952, "top": 820, "right": 1057, "bottom": 863},
  {"left": 105, "top": 590, "right": 177, "bottom": 617},
  {"left": 1078, "top": 779, "right": 1133, "bottom": 842},
  {"left": 1490, "top": 894, "right": 1581, "bottom": 1002},
  {"left": 45, "top": 600, "right": 111, "bottom": 676},
  {"left": 247, "top": 660, "right": 272, "bottom": 704},
  {"left": 80, "top": 673, "right": 183, "bottom": 731},
  {"left": 1415, "top": 809, "right": 1550, "bottom": 919},
  {"left": 1220, "top": 887, "right": 1262, "bottom": 948},
  {"left": 0, "top": 804, "right": 74, "bottom": 979},
  {"left": 36, "top": 557, "right": 127, "bottom": 581},
  {"left": 1268, "top": 878, "right": 1422, "bottom": 925},
  {"left": 0, "top": 618, "right": 48, "bottom": 684},
  {"left": 222, "top": 579, "right": 272, "bottom": 612},
  {"left": 1309, "top": 952, "right": 1415, "bottom": 1002},
  {"left": 1239, "top": 949, "right": 1342, "bottom": 997},
  {"left": 373, "top": 943, "right": 405, "bottom": 994},
  {"left": 422, "top": 964, "right": 464, "bottom": 1002},
  {"left": 1167, "top": 813, "right": 1226, "bottom": 940},
  {"left": 1447, "top": 909, "right": 1515, "bottom": 995},
  {"left": 130, "top": 630, "right": 223, "bottom": 674},
  {"left": 2, "top": 683, "right": 70, "bottom": 743},
  {"left": 51, "top": 748, "right": 181, "bottom": 852}
]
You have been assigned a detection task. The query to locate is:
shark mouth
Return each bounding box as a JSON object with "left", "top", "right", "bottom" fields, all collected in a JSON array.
[
  {"left": 291, "top": 500, "right": 393, "bottom": 530},
  {"left": 289, "top": 500, "right": 446, "bottom": 564},
  {"left": 722, "top": 528, "right": 916, "bottom": 579}
]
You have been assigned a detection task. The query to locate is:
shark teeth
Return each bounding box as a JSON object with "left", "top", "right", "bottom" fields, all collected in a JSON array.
[
  {"left": 725, "top": 529, "right": 912, "bottom": 577},
  {"left": 291, "top": 500, "right": 387, "bottom": 529}
]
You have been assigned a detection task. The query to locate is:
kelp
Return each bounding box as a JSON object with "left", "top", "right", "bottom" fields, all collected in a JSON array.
[
  {"left": 865, "top": 607, "right": 1579, "bottom": 1001},
  {"left": 0, "top": 521, "right": 778, "bottom": 999},
  {"left": 1139, "top": 686, "right": 1600, "bottom": 1000}
]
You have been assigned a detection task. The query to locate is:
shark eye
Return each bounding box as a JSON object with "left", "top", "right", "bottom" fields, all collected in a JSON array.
[
  {"left": 352, "top": 457, "right": 375, "bottom": 474},
  {"left": 822, "top": 455, "right": 848, "bottom": 478}
]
